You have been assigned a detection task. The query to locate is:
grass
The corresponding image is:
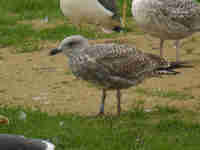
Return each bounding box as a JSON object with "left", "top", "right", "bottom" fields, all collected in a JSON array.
[
  {"left": 1, "top": 106, "right": 200, "bottom": 150},
  {"left": 0, "top": 0, "right": 137, "bottom": 52},
  {"left": 0, "top": 19, "right": 122, "bottom": 52},
  {"left": 1, "top": 0, "right": 200, "bottom": 149},
  {"left": 0, "top": 0, "right": 133, "bottom": 19},
  {"left": 0, "top": 0, "right": 62, "bottom": 19}
]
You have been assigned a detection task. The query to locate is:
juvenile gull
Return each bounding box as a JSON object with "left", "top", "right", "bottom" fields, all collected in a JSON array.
[
  {"left": 0, "top": 134, "right": 55, "bottom": 150},
  {"left": 60, "top": 0, "right": 122, "bottom": 32},
  {"left": 50, "top": 35, "right": 187, "bottom": 115},
  {"left": 132, "top": 0, "right": 200, "bottom": 62}
]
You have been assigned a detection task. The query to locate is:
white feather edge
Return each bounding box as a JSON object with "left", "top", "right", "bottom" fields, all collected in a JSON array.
[
  {"left": 96, "top": 0, "right": 114, "bottom": 17},
  {"left": 42, "top": 140, "right": 55, "bottom": 150}
]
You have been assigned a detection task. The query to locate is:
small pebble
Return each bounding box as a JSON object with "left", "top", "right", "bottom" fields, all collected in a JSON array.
[
  {"left": 18, "top": 111, "right": 27, "bottom": 120},
  {"left": 59, "top": 121, "right": 64, "bottom": 127}
]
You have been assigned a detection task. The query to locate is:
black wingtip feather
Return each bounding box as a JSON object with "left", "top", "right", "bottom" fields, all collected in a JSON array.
[
  {"left": 156, "top": 60, "right": 193, "bottom": 75},
  {"left": 169, "top": 61, "right": 193, "bottom": 69},
  {"left": 156, "top": 68, "right": 180, "bottom": 75}
]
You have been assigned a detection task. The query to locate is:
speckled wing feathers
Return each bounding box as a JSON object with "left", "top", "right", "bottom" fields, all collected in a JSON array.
[{"left": 81, "top": 44, "right": 168, "bottom": 81}]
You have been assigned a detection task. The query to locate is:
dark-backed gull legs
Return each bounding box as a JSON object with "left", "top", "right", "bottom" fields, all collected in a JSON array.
[
  {"left": 116, "top": 89, "right": 121, "bottom": 115},
  {"left": 98, "top": 89, "right": 107, "bottom": 115},
  {"left": 98, "top": 89, "right": 121, "bottom": 116}
]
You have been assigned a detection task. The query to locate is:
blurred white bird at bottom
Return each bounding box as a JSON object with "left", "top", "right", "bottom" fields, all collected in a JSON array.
[{"left": 0, "top": 134, "right": 55, "bottom": 150}]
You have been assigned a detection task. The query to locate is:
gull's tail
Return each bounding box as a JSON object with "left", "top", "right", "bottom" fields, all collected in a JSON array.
[{"left": 156, "top": 61, "right": 193, "bottom": 75}]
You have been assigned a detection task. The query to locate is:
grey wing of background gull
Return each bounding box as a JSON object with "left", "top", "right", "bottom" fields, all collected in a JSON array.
[
  {"left": 157, "top": 0, "right": 200, "bottom": 31},
  {"left": 97, "top": 0, "right": 120, "bottom": 19}
]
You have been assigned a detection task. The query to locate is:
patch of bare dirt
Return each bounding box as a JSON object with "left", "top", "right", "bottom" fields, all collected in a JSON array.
[{"left": 0, "top": 32, "right": 200, "bottom": 116}]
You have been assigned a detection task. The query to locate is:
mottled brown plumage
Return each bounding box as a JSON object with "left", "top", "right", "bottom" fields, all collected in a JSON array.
[{"left": 50, "top": 35, "right": 184, "bottom": 115}]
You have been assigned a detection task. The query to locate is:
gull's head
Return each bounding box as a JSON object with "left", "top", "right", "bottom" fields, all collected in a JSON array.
[{"left": 49, "top": 35, "right": 89, "bottom": 56}]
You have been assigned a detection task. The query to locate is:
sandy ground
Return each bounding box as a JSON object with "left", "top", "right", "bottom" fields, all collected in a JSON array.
[{"left": 0, "top": 30, "right": 200, "bottom": 116}]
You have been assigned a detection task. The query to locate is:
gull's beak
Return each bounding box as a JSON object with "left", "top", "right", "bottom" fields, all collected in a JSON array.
[{"left": 49, "top": 48, "right": 62, "bottom": 56}]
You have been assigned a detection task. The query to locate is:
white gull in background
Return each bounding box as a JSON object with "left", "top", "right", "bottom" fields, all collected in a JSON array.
[
  {"left": 132, "top": 0, "right": 200, "bottom": 62},
  {"left": 60, "top": 0, "right": 123, "bottom": 33}
]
